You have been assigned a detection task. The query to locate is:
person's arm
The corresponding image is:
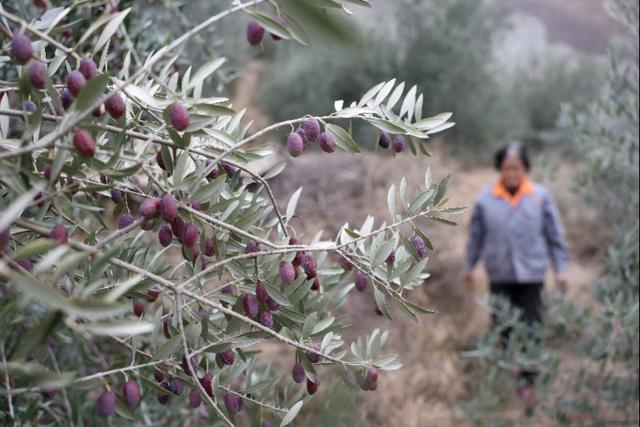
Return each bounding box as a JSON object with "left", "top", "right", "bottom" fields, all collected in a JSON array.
[
  {"left": 543, "top": 192, "right": 570, "bottom": 285},
  {"left": 464, "top": 201, "right": 485, "bottom": 283}
]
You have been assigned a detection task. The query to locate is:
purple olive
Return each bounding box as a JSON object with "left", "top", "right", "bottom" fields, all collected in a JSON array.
[
  {"left": 169, "top": 378, "right": 183, "bottom": 395},
  {"left": 266, "top": 296, "right": 280, "bottom": 312},
  {"left": 259, "top": 309, "right": 273, "bottom": 328},
  {"left": 301, "top": 254, "right": 317, "bottom": 279},
  {"left": 139, "top": 198, "right": 160, "bottom": 218},
  {"left": 110, "top": 189, "right": 124, "bottom": 204},
  {"left": 246, "top": 20, "right": 265, "bottom": 46},
  {"left": 306, "top": 376, "right": 320, "bottom": 395},
  {"left": 319, "top": 132, "right": 336, "bottom": 153},
  {"left": 255, "top": 281, "right": 269, "bottom": 301},
  {"left": 79, "top": 57, "right": 98, "bottom": 80},
  {"left": 244, "top": 239, "right": 260, "bottom": 254},
  {"left": 189, "top": 388, "right": 202, "bottom": 408},
  {"left": 204, "top": 238, "right": 216, "bottom": 256},
  {"left": 378, "top": 132, "right": 391, "bottom": 149},
  {"left": 10, "top": 33, "right": 32, "bottom": 65},
  {"left": 105, "top": 94, "right": 125, "bottom": 119},
  {"left": 279, "top": 260, "right": 295, "bottom": 285},
  {"left": 28, "top": 61, "right": 46, "bottom": 89},
  {"left": 410, "top": 234, "right": 427, "bottom": 258},
  {"left": 392, "top": 135, "right": 406, "bottom": 153},
  {"left": 199, "top": 372, "right": 214, "bottom": 397},
  {"left": 73, "top": 129, "right": 96, "bottom": 158},
  {"left": 122, "top": 380, "right": 141, "bottom": 407},
  {"left": 303, "top": 118, "right": 320, "bottom": 141},
  {"left": 219, "top": 349, "right": 235, "bottom": 366},
  {"left": 338, "top": 254, "right": 353, "bottom": 271},
  {"left": 224, "top": 392, "right": 243, "bottom": 413},
  {"left": 168, "top": 102, "right": 189, "bottom": 131},
  {"left": 96, "top": 390, "right": 116, "bottom": 417},
  {"left": 354, "top": 271, "right": 369, "bottom": 292},
  {"left": 49, "top": 224, "right": 68, "bottom": 244},
  {"left": 292, "top": 363, "right": 305, "bottom": 383},
  {"left": 287, "top": 132, "right": 304, "bottom": 157},
  {"left": 306, "top": 343, "right": 321, "bottom": 364},
  {"left": 159, "top": 194, "right": 178, "bottom": 223},
  {"left": 181, "top": 223, "right": 199, "bottom": 247},
  {"left": 242, "top": 293, "right": 259, "bottom": 319},
  {"left": 66, "top": 71, "right": 86, "bottom": 97},
  {"left": 118, "top": 213, "right": 134, "bottom": 229}
]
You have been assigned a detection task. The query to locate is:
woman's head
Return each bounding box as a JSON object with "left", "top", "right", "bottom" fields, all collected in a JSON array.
[{"left": 494, "top": 143, "right": 530, "bottom": 191}]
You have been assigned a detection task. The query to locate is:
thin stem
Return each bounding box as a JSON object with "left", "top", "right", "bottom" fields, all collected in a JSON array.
[
  {"left": 180, "top": 206, "right": 437, "bottom": 289},
  {"left": 47, "top": 347, "right": 74, "bottom": 426},
  {"left": 72, "top": 360, "right": 163, "bottom": 386},
  {"left": 219, "top": 385, "right": 288, "bottom": 413},
  {"left": 181, "top": 203, "right": 280, "bottom": 249},
  {"left": 1, "top": 345, "right": 14, "bottom": 420},
  {"left": 166, "top": 278, "right": 243, "bottom": 318},
  {"left": 2, "top": 360, "right": 166, "bottom": 396},
  {"left": 175, "top": 292, "right": 234, "bottom": 426},
  {"left": 94, "top": 218, "right": 144, "bottom": 249}
]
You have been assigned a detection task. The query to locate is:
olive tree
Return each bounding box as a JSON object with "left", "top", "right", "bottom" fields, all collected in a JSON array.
[{"left": 0, "top": 1, "right": 458, "bottom": 425}]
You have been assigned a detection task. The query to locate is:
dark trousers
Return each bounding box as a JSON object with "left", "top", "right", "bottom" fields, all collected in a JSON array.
[{"left": 490, "top": 282, "right": 543, "bottom": 384}]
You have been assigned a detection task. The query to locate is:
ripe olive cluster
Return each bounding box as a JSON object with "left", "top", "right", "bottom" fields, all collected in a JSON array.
[
  {"left": 285, "top": 118, "right": 338, "bottom": 157},
  {"left": 378, "top": 131, "right": 407, "bottom": 153}
]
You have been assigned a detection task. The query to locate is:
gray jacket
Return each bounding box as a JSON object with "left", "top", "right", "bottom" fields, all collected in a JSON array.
[{"left": 464, "top": 182, "right": 569, "bottom": 283}]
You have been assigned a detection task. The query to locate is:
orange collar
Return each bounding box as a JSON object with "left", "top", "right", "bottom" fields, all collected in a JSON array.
[{"left": 493, "top": 178, "right": 534, "bottom": 207}]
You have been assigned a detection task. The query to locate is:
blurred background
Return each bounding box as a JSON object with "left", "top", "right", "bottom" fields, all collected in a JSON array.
[{"left": 135, "top": 0, "right": 639, "bottom": 425}]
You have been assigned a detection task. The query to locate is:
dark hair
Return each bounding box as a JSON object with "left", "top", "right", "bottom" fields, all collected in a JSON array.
[{"left": 494, "top": 143, "right": 530, "bottom": 171}]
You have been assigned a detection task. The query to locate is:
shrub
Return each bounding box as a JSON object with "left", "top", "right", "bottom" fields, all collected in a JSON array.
[{"left": 0, "top": 1, "right": 461, "bottom": 425}]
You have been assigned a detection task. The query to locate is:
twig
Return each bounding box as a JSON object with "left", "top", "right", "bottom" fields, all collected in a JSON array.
[
  {"left": 1, "top": 344, "right": 14, "bottom": 419},
  {"left": 47, "top": 347, "right": 74, "bottom": 426},
  {"left": 174, "top": 292, "right": 234, "bottom": 426},
  {"left": 1, "top": 360, "right": 166, "bottom": 396},
  {"left": 219, "top": 384, "right": 288, "bottom": 413}
]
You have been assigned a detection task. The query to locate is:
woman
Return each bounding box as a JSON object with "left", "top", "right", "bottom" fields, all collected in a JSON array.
[{"left": 463, "top": 143, "right": 570, "bottom": 409}]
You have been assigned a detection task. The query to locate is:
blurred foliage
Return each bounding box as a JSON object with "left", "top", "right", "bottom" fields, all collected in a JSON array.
[
  {"left": 510, "top": 55, "right": 601, "bottom": 148},
  {"left": 393, "top": 0, "right": 511, "bottom": 153},
  {"left": 560, "top": 1, "right": 639, "bottom": 226},
  {"left": 257, "top": 0, "right": 601, "bottom": 156},
  {"left": 461, "top": 1, "right": 639, "bottom": 424}
]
